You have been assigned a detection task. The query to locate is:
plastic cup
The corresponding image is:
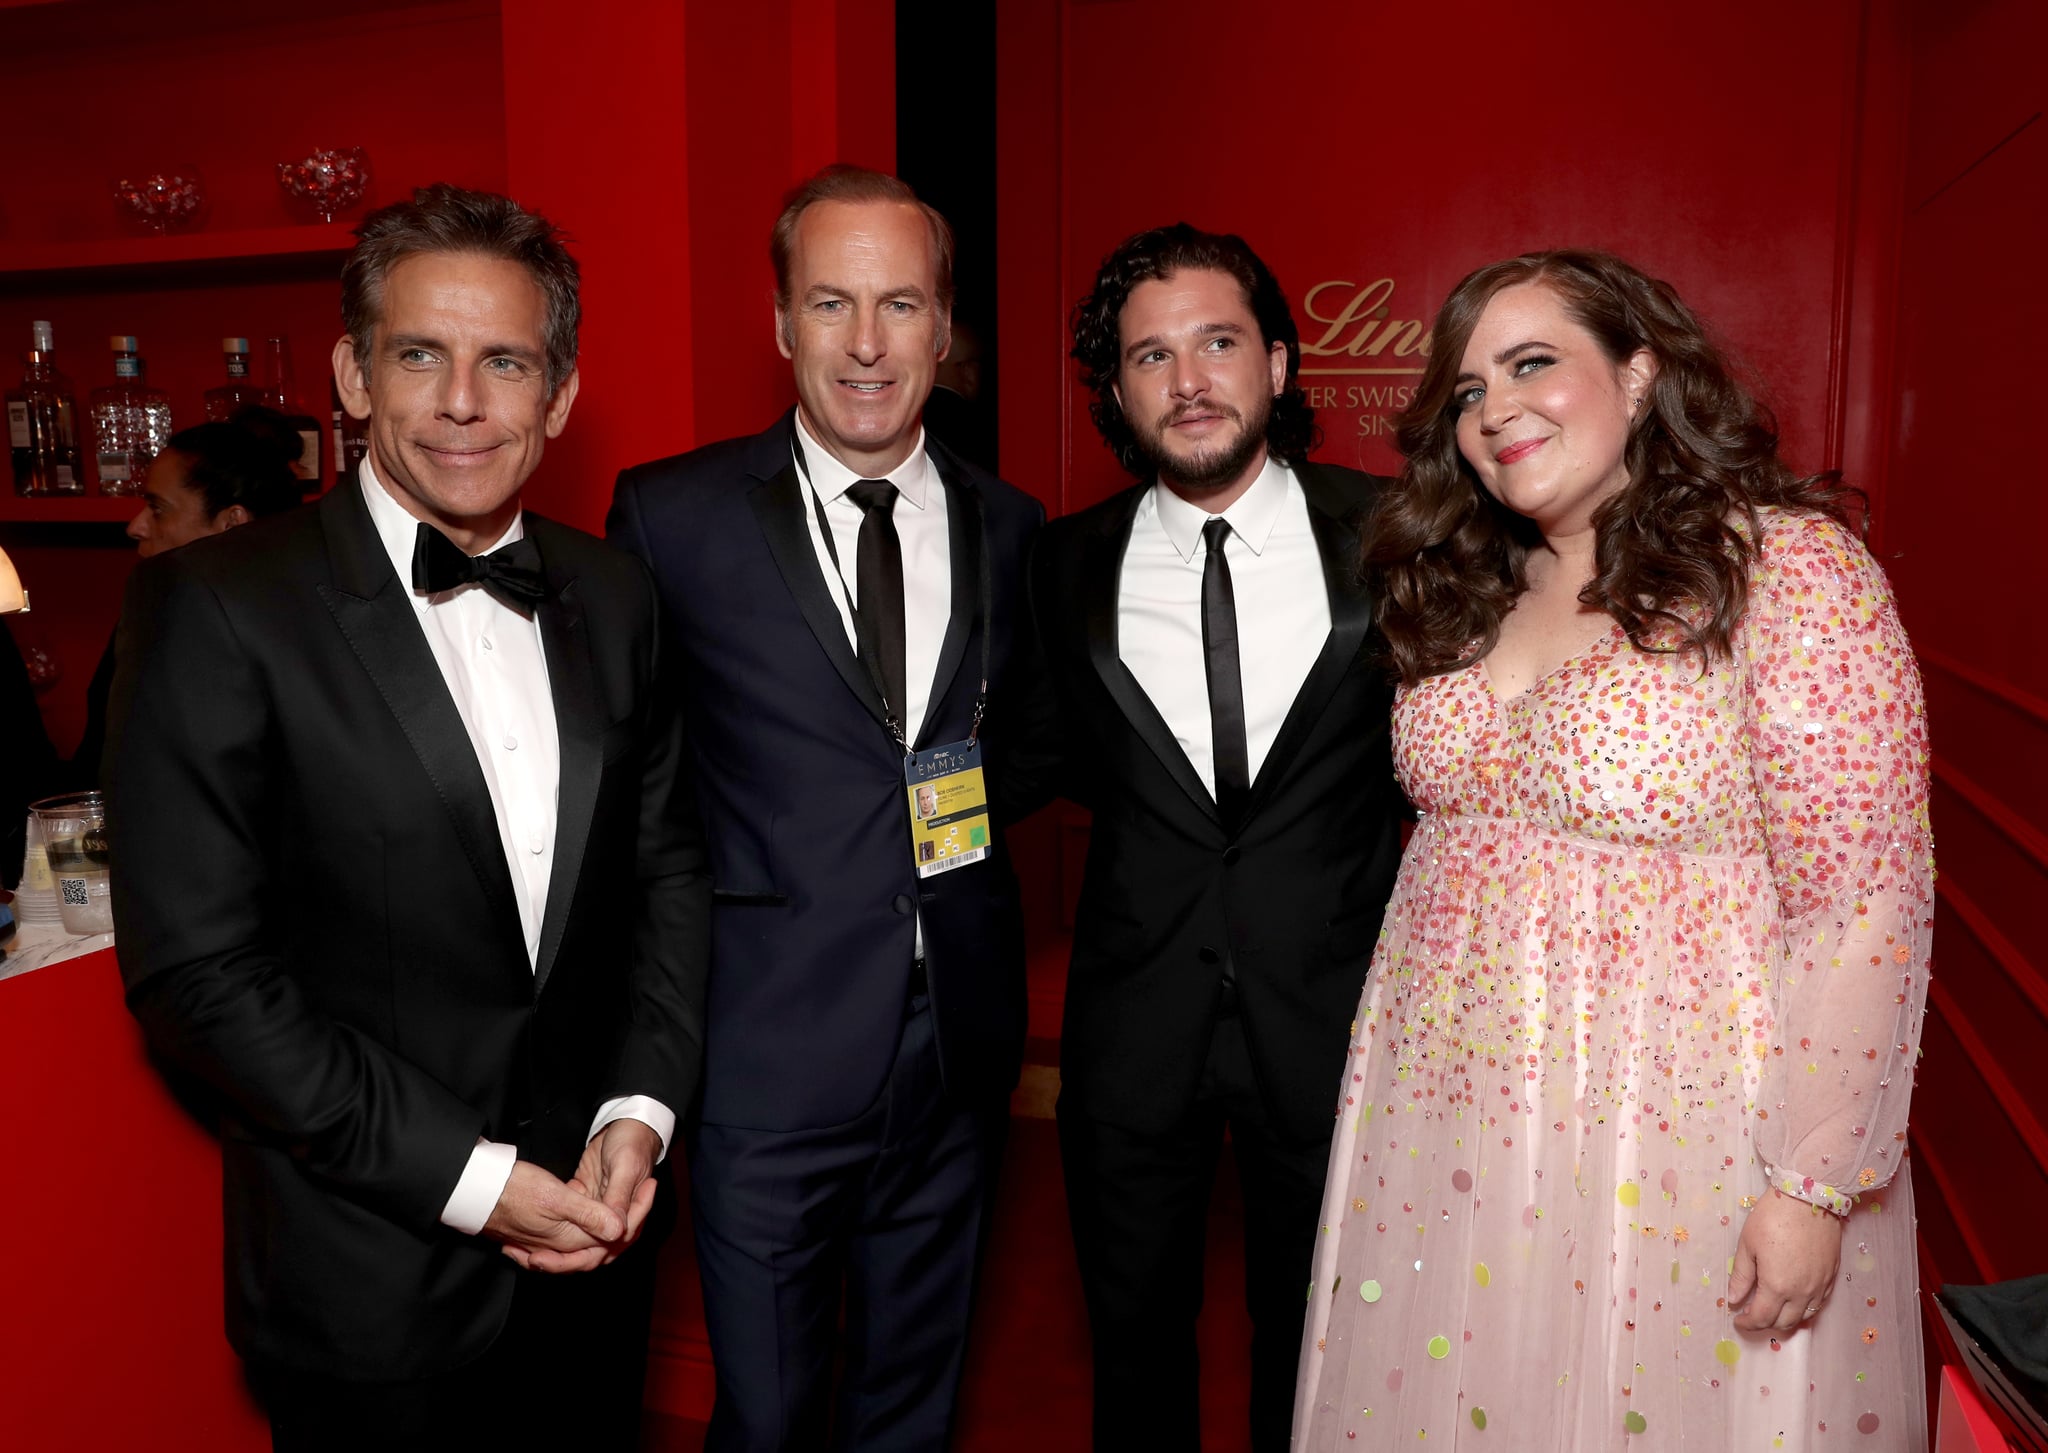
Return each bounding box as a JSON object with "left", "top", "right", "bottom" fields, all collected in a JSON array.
[
  {"left": 30, "top": 792, "right": 112, "bottom": 936},
  {"left": 15, "top": 810, "right": 63, "bottom": 926}
]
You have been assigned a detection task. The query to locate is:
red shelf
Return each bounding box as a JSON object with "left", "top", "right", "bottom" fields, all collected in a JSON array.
[
  {"left": 0, "top": 224, "right": 356, "bottom": 281},
  {"left": 0, "top": 495, "right": 141, "bottom": 524}
]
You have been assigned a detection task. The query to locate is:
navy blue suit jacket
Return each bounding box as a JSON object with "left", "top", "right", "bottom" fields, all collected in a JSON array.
[{"left": 608, "top": 411, "right": 1047, "bottom": 1132}]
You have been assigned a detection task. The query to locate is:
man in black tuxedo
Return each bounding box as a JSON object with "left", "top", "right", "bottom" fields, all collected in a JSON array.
[
  {"left": 1033, "top": 224, "right": 1406, "bottom": 1451},
  {"left": 106, "top": 185, "right": 708, "bottom": 1449},
  {"left": 608, "top": 166, "right": 1046, "bottom": 1452}
]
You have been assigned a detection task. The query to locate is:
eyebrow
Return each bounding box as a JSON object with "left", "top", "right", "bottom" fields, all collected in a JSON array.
[
  {"left": 1122, "top": 319, "right": 1247, "bottom": 362},
  {"left": 1454, "top": 338, "right": 1556, "bottom": 385},
  {"left": 802, "top": 284, "right": 932, "bottom": 305}
]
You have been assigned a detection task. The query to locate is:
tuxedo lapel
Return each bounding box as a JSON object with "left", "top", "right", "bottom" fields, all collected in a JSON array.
[
  {"left": 1083, "top": 488, "right": 1220, "bottom": 826},
  {"left": 313, "top": 485, "right": 525, "bottom": 955},
  {"left": 915, "top": 443, "right": 982, "bottom": 748},
  {"left": 745, "top": 435, "right": 892, "bottom": 733},
  {"left": 531, "top": 525, "right": 598, "bottom": 999},
  {"left": 1242, "top": 465, "right": 1375, "bottom": 821}
]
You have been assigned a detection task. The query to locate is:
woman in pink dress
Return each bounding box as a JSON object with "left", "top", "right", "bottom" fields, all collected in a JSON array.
[{"left": 1294, "top": 251, "right": 1931, "bottom": 1451}]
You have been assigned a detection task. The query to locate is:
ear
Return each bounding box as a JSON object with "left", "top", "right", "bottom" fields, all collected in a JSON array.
[
  {"left": 774, "top": 297, "right": 794, "bottom": 361},
  {"left": 332, "top": 335, "right": 371, "bottom": 421},
  {"left": 214, "top": 504, "right": 251, "bottom": 532},
  {"left": 934, "top": 308, "right": 952, "bottom": 364},
  {"left": 1623, "top": 348, "right": 1658, "bottom": 415},
  {"left": 543, "top": 365, "right": 581, "bottom": 440},
  {"left": 1267, "top": 339, "right": 1288, "bottom": 398}
]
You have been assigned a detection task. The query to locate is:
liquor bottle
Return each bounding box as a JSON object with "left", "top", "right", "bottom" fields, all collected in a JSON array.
[
  {"left": 89, "top": 336, "right": 174, "bottom": 495},
  {"left": 6, "top": 320, "right": 83, "bottom": 496},
  {"left": 331, "top": 377, "right": 369, "bottom": 490},
  {"left": 203, "top": 337, "right": 264, "bottom": 422},
  {"left": 262, "top": 337, "right": 323, "bottom": 488}
]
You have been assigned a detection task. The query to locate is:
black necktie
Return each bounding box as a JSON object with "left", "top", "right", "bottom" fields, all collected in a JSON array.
[
  {"left": 846, "top": 479, "right": 907, "bottom": 733},
  {"left": 411, "top": 522, "right": 547, "bottom": 614},
  {"left": 1201, "top": 518, "right": 1250, "bottom": 824}
]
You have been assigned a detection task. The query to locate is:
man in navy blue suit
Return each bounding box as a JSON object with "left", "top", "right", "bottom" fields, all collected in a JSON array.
[{"left": 608, "top": 165, "right": 1049, "bottom": 1452}]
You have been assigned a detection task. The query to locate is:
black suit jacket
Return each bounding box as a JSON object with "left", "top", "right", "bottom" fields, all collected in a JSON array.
[
  {"left": 1032, "top": 462, "right": 1406, "bottom": 1142},
  {"left": 105, "top": 481, "right": 709, "bottom": 1380},
  {"left": 608, "top": 410, "right": 1045, "bottom": 1132}
]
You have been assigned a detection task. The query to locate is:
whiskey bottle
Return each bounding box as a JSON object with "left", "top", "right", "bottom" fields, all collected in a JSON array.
[
  {"left": 6, "top": 321, "right": 83, "bottom": 496},
  {"left": 203, "top": 337, "right": 264, "bottom": 422}
]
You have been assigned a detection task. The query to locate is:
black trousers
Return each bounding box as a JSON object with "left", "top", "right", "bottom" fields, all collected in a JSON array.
[
  {"left": 689, "top": 997, "right": 1008, "bottom": 1453},
  {"left": 256, "top": 1217, "right": 663, "bottom": 1452},
  {"left": 1059, "top": 1010, "right": 1329, "bottom": 1453}
]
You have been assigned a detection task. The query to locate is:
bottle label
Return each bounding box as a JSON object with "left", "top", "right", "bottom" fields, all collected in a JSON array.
[
  {"left": 114, "top": 357, "right": 141, "bottom": 379},
  {"left": 226, "top": 356, "right": 249, "bottom": 378},
  {"left": 6, "top": 402, "right": 27, "bottom": 448},
  {"left": 297, "top": 429, "right": 320, "bottom": 481},
  {"left": 332, "top": 410, "right": 345, "bottom": 472},
  {"left": 97, "top": 455, "right": 133, "bottom": 483},
  {"left": 54, "top": 464, "right": 75, "bottom": 487}
]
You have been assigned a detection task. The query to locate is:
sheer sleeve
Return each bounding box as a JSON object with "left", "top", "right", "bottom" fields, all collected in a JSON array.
[{"left": 1743, "top": 511, "right": 1935, "bottom": 1215}]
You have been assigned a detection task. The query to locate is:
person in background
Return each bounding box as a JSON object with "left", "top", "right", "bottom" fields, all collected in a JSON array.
[
  {"left": 61, "top": 408, "right": 307, "bottom": 790},
  {"left": 1295, "top": 250, "right": 1932, "bottom": 1451}
]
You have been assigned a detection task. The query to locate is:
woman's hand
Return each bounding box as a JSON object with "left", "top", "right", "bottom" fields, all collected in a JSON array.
[{"left": 1727, "top": 1188, "right": 1844, "bottom": 1332}]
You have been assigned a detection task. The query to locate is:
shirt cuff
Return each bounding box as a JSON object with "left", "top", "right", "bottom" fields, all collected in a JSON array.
[
  {"left": 588, "top": 1096, "right": 674, "bottom": 1164},
  {"left": 439, "top": 1138, "right": 518, "bottom": 1235}
]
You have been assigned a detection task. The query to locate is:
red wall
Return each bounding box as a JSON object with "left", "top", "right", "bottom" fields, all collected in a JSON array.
[{"left": 1882, "top": 0, "right": 2048, "bottom": 1292}]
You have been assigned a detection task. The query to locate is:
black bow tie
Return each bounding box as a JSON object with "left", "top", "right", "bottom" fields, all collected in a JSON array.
[{"left": 410, "top": 522, "right": 547, "bottom": 613}]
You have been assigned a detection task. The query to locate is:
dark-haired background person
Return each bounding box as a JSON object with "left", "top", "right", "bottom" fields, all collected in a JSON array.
[
  {"left": 60, "top": 407, "right": 309, "bottom": 791},
  {"left": 1029, "top": 224, "right": 1405, "bottom": 1452},
  {"left": 608, "top": 165, "right": 1048, "bottom": 1452},
  {"left": 105, "top": 184, "right": 708, "bottom": 1449},
  {"left": 1294, "top": 252, "right": 1932, "bottom": 1451}
]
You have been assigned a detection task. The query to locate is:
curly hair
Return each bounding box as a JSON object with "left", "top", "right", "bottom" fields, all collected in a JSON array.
[
  {"left": 1071, "top": 223, "right": 1319, "bottom": 478},
  {"left": 1370, "top": 249, "right": 1858, "bottom": 684}
]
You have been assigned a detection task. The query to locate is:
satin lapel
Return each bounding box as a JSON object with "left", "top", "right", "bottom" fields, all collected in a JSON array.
[
  {"left": 747, "top": 461, "right": 891, "bottom": 731},
  {"left": 532, "top": 535, "right": 597, "bottom": 1000},
  {"left": 1242, "top": 476, "right": 1375, "bottom": 821},
  {"left": 1083, "top": 490, "right": 1220, "bottom": 825},
  {"left": 914, "top": 451, "right": 981, "bottom": 748},
  {"left": 313, "top": 485, "right": 524, "bottom": 948}
]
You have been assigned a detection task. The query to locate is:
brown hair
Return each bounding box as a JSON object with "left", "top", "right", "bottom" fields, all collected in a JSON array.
[
  {"left": 1369, "top": 249, "right": 1858, "bottom": 684},
  {"left": 341, "top": 183, "right": 581, "bottom": 395},
  {"left": 770, "top": 164, "right": 955, "bottom": 330}
]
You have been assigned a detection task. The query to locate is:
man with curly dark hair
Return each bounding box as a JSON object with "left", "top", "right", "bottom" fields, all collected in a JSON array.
[{"left": 1031, "top": 223, "right": 1409, "bottom": 1452}]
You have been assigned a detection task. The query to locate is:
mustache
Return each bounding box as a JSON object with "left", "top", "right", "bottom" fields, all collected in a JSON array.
[{"left": 1155, "top": 401, "right": 1244, "bottom": 431}]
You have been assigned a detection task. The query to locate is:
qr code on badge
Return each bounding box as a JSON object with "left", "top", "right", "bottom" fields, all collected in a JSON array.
[{"left": 61, "top": 878, "right": 88, "bottom": 907}]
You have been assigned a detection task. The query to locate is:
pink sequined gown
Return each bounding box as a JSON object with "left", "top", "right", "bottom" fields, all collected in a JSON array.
[{"left": 1295, "top": 512, "right": 1933, "bottom": 1451}]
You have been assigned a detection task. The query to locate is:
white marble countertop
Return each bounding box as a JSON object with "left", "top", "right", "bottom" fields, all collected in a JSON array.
[{"left": 0, "top": 921, "right": 116, "bottom": 984}]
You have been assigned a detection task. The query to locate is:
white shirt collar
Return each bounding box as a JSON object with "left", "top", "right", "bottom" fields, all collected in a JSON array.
[
  {"left": 358, "top": 457, "right": 525, "bottom": 601},
  {"left": 793, "top": 410, "right": 935, "bottom": 512},
  {"left": 1148, "top": 452, "right": 1293, "bottom": 563}
]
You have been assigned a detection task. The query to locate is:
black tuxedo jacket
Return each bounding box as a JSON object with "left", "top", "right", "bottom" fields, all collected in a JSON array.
[
  {"left": 607, "top": 410, "right": 1045, "bottom": 1132},
  {"left": 1032, "top": 462, "right": 1406, "bottom": 1143},
  {"left": 105, "top": 482, "right": 709, "bottom": 1381}
]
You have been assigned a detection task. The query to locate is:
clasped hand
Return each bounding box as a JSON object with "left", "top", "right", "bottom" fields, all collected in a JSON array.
[{"left": 481, "top": 1118, "right": 663, "bottom": 1274}]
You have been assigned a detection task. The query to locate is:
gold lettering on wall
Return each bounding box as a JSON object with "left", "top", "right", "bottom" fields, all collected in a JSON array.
[{"left": 1296, "top": 277, "right": 1432, "bottom": 443}]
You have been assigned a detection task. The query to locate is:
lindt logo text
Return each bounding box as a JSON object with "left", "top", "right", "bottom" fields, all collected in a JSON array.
[{"left": 1297, "top": 279, "right": 1431, "bottom": 374}]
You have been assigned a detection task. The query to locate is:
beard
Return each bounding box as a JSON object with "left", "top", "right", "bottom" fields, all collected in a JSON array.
[{"left": 1128, "top": 393, "right": 1275, "bottom": 494}]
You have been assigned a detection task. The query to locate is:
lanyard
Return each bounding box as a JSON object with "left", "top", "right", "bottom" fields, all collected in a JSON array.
[{"left": 792, "top": 441, "right": 994, "bottom": 746}]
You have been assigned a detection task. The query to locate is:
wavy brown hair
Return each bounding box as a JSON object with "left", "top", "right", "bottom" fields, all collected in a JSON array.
[{"left": 1370, "top": 249, "right": 1858, "bottom": 684}]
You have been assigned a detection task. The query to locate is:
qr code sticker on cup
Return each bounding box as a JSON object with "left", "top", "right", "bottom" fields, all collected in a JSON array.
[{"left": 60, "top": 878, "right": 88, "bottom": 907}]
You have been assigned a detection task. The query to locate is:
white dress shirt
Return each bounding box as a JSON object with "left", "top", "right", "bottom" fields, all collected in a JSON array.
[
  {"left": 792, "top": 413, "right": 952, "bottom": 958},
  {"left": 358, "top": 466, "right": 672, "bottom": 1235},
  {"left": 1117, "top": 456, "right": 1332, "bottom": 799}
]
